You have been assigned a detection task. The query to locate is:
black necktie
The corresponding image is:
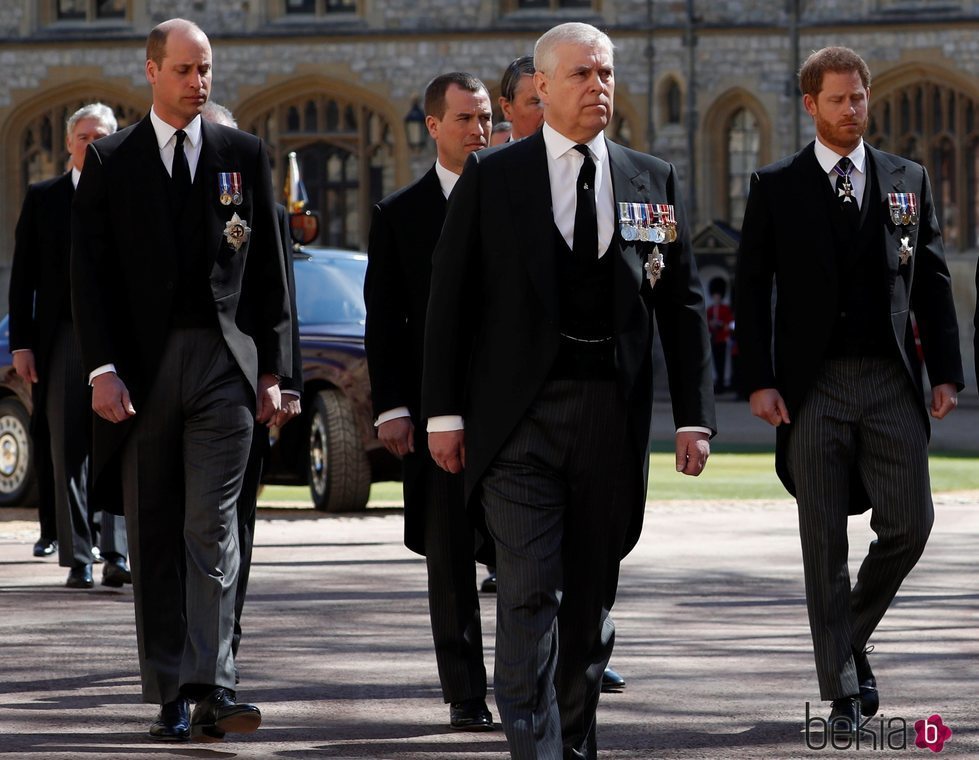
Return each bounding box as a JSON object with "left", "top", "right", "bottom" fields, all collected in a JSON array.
[
  {"left": 172, "top": 129, "right": 191, "bottom": 191},
  {"left": 572, "top": 144, "right": 598, "bottom": 265},
  {"left": 834, "top": 156, "right": 860, "bottom": 226}
]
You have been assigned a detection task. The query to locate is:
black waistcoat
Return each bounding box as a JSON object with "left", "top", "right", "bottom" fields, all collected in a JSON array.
[
  {"left": 826, "top": 163, "right": 895, "bottom": 358},
  {"left": 550, "top": 225, "right": 615, "bottom": 379}
]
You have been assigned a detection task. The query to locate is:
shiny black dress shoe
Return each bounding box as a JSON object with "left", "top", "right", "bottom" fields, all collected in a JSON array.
[
  {"left": 601, "top": 667, "right": 626, "bottom": 693},
  {"left": 190, "top": 687, "right": 261, "bottom": 742},
  {"left": 149, "top": 697, "right": 190, "bottom": 741},
  {"left": 65, "top": 564, "right": 93, "bottom": 589},
  {"left": 828, "top": 696, "right": 861, "bottom": 735},
  {"left": 853, "top": 646, "right": 879, "bottom": 717},
  {"left": 480, "top": 570, "right": 497, "bottom": 593},
  {"left": 449, "top": 698, "right": 494, "bottom": 731},
  {"left": 101, "top": 556, "right": 132, "bottom": 587},
  {"left": 33, "top": 538, "right": 57, "bottom": 557}
]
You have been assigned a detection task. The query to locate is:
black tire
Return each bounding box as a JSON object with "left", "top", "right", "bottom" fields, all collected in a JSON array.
[
  {"left": 307, "top": 389, "right": 370, "bottom": 512},
  {"left": 0, "top": 397, "right": 38, "bottom": 507}
]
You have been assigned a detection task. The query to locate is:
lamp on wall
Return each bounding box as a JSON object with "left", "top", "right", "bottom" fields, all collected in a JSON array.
[{"left": 404, "top": 99, "right": 427, "bottom": 151}]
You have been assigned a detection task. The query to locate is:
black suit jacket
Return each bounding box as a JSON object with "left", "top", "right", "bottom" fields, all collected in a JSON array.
[
  {"left": 736, "top": 142, "right": 963, "bottom": 498},
  {"left": 421, "top": 132, "right": 715, "bottom": 558},
  {"left": 9, "top": 173, "right": 75, "bottom": 414},
  {"left": 365, "top": 166, "right": 447, "bottom": 555},
  {"left": 71, "top": 115, "right": 292, "bottom": 500}
]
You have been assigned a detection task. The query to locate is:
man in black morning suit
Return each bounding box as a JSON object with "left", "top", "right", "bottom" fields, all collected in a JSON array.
[
  {"left": 422, "top": 24, "right": 715, "bottom": 759},
  {"left": 365, "top": 72, "right": 495, "bottom": 731},
  {"left": 9, "top": 103, "right": 129, "bottom": 588},
  {"left": 71, "top": 19, "right": 291, "bottom": 743},
  {"left": 736, "top": 47, "right": 962, "bottom": 734}
]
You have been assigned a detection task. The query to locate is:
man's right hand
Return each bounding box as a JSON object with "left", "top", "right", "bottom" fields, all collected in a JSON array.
[
  {"left": 12, "top": 350, "right": 38, "bottom": 384},
  {"left": 429, "top": 429, "right": 465, "bottom": 474},
  {"left": 749, "top": 388, "right": 791, "bottom": 427},
  {"left": 92, "top": 372, "right": 136, "bottom": 423},
  {"left": 377, "top": 417, "right": 415, "bottom": 459}
]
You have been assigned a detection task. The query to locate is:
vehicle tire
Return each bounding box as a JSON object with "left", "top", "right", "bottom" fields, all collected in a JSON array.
[
  {"left": 0, "top": 397, "right": 38, "bottom": 508},
  {"left": 307, "top": 389, "right": 370, "bottom": 512}
]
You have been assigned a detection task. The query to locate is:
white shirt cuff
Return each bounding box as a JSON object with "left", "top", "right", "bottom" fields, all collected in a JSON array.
[
  {"left": 281, "top": 389, "right": 300, "bottom": 398},
  {"left": 427, "top": 415, "right": 464, "bottom": 433},
  {"left": 375, "top": 407, "right": 410, "bottom": 427},
  {"left": 676, "top": 426, "right": 712, "bottom": 436},
  {"left": 11, "top": 349, "right": 29, "bottom": 354},
  {"left": 89, "top": 363, "right": 117, "bottom": 385}
]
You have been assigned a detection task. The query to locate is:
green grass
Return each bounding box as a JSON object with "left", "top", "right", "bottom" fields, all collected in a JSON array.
[{"left": 261, "top": 451, "right": 979, "bottom": 507}]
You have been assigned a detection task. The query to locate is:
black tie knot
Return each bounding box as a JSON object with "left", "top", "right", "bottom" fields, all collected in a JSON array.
[
  {"left": 175, "top": 129, "right": 187, "bottom": 149},
  {"left": 574, "top": 144, "right": 591, "bottom": 159},
  {"left": 836, "top": 156, "right": 852, "bottom": 175}
]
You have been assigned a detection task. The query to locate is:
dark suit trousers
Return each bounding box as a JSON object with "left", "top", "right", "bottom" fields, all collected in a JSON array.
[
  {"left": 419, "top": 456, "right": 487, "bottom": 704},
  {"left": 232, "top": 423, "right": 270, "bottom": 660},
  {"left": 121, "top": 328, "right": 253, "bottom": 705},
  {"left": 786, "top": 356, "right": 933, "bottom": 700},
  {"left": 481, "top": 379, "right": 636, "bottom": 760},
  {"left": 46, "top": 323, "right": 126, "bottom": 566}
]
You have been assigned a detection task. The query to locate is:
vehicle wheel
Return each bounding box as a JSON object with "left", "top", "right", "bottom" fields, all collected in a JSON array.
[
  {"left": 307, "top": 389, "right": 370, "bottom": 512},
  {"left": 0, "top": 397, "right": 38, "bottom": 507}
]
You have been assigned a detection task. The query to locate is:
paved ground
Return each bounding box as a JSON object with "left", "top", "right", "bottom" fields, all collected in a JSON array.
[{"left": 0, "top": 397, "right": 976, "bottom": 759}]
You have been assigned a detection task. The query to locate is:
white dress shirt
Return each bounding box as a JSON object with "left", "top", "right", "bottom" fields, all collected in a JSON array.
[
  {"left": 814, "top": 136, "right": 866, "bottom": 209},
  {"left": 543, "top": 121, "right": 614, "bottom": 258}
]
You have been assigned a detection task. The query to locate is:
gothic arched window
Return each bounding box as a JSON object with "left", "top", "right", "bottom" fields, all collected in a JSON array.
[
  {"left": 726, "top": 108, "right": 759, "bottom": 226},
  {"left": 245, "top": 93, "right": 395, "bottom": 249},
  {"left": 868, "top": 80, "right": 979, "bottom": 250}
]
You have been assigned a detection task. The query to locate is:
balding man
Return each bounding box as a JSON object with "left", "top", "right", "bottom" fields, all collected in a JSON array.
[{"left": 71, "top": 18, "right": 291, "bottom": 743}]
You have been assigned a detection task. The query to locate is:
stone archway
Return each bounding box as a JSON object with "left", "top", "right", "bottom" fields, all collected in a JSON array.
[
  {"left": 867, "top": 63, "right": 979, "bottom": 251},
  {"left": 236, "top": 77, "right": 405, "bottom": 251}
]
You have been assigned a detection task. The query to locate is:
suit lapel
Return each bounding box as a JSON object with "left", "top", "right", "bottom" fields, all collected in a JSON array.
[
  {"left": 867, "top": 144, "right": 907, "bottom": 278},
  {"left": 791, "top": 144, "right": 842, "bottom": 281},
  {"left": 128, "top": 116, "right": 179, "bottom": 279},
  {"left": 198, "top": 121, "right": 234, "bottom": 267},
  {"left": 606, "top": 140, "right": 651, "bottom": 334},
  {"left": 505, "top": 132, "right": 558, "bottom": 320}
]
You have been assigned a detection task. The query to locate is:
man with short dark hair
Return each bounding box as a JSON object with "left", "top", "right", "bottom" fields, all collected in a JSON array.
[
  {"left": 737, "top": 46, "right": 962, "bottom": 734},
  {"left": 365, "top": 71, "right": 495, "bottom": 731},
  {"left": 9, "top": 102, "right": 129, "bottom": 589},
  {"left": 423, "top": 24, "right": 715, "bottom": 758},
  {"left": 72, "top": 18, "right": 291, "bottom": 743}
]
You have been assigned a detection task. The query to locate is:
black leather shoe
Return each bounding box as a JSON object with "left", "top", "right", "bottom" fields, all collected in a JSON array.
[
  {"left": 480, "top": 570, "right": 497, "bottom": 593},
  {"left": 853, "top": 646, "right": 879, "bottom": 717},
  {"left": 149, "top": 697, "right": 190, "bottom": 741},
  {"left": 33, "top": 538, "right": 57, "bottom": 557},
  {"left": 602, "top": 667, "right": 626, "bottom": 692},
  {"left": 190, "top": 687, "right": 261, "bottom": 742},
  {"left": 65, "top": 564, "right": 93, "bottom": 589},
  {"left": 101, "top": 557, "right": 132, "bottom": 587},
  {"left": 449, "top": 699, "right": 494, "bottom": 731},
  {"left": 828, "top": 696, "right": 861, "bottom": 735}
]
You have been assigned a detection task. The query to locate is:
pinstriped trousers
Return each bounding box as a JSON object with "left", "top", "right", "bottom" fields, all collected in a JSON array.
[
  {"left": 481, "top": 378, "right": 636, "bottom": 760},
  {"left": 786, "top": 356, "right": 933, "bottom": 701},
  {"left": 122, "top": 328, "right": 253, "bottom": 705}
]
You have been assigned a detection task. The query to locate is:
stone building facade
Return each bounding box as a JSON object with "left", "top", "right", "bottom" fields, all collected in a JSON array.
[{"left": 0, "top": 0, "right": 976, "bottom": 382}]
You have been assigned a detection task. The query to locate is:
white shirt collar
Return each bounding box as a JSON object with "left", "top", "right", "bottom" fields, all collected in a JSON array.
[
  {"left": 71, "top": 166, "right": 81, "bottom": 188},
  {"left": 150, "top": 106, "right": 202, "bottom": 150},
  {"left": 814, "top": 136, "right": 865, "bottom": 175},
  {"left": 542, "top": 121, "right": 608, "bottom": 165},
  {"left": 434, "top": 159, "right": 461, "bottom": 199}
]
